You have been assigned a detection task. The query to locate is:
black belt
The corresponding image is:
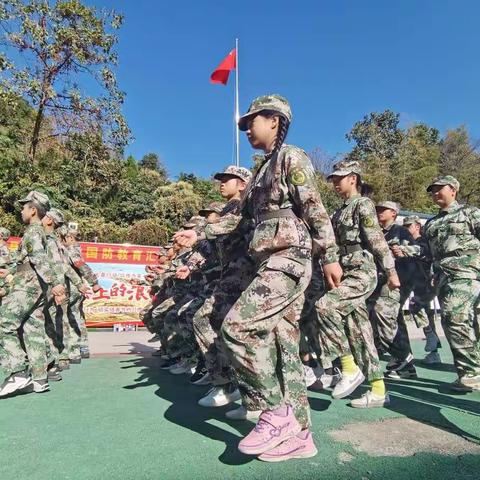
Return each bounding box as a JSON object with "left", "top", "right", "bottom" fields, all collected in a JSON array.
[
  {"left": 443, "top": 249, "right": 478, "bottom": 258},
  {"left": 256, "top": 208, "right": 297, "bottom": 223},
  {"left": 339, "top": 244, "right": 363, "bottom": 256}
]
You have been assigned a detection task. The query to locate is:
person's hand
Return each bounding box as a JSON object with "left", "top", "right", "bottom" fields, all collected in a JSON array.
[
  {"left": 0, "top": 268, "right": 9, "bottom": 278},
  {"left": 78, "top": 284, "right": 89, "bottom": 296},
  {"left": 52, "top": 284, "right": 65, "bottom": 296},
  {"left": 54, "top": 293, "right": 66, "bottom": 305},
  {"left": 176, "top": 265, "right": 191, "bottom": 280},
  {"left": 129, "top": 278, "right": 140, "bottom": 285},
  {"left": 387, "top": 271, "right": 401, "bottom": 290},
  {"left": 391, "top": 245, "right": 404, "bottom": 258},
  {"left": 145, "top": 274, "right": 155, "bottom": 283},
  {"left": 92, "top": 284, "right": 101, "bottom": 293},
  {"left": 0, "top": 288, "right": 6, "bottom": 298},
  {"left": 151, "top": 266, "right": 166, "bottom": 275},
  {"left": 324, "top": 262, "right": 343, "bottom": 290},
  {"left": 173, "top": 230, "right": 198, "bottom": 248}
]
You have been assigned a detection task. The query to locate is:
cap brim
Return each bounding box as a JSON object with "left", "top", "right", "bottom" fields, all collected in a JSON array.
[
  {"left": 327, "top": 170, "right": 352, "bottom": 179},
  {"left": 18, "top": 198, "right": 29, "bottom": 204}
]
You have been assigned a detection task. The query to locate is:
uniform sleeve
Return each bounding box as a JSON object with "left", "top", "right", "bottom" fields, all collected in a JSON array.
[
  {"left": 467, "top": 206, "right": 480, "bottom": 239},
  {"left": 285, "top": 148, "right": 339, "bottom": 264},
  {"left": 26, "top": 230, "right": 63, "bottom": 286},
  {"left": 204, "top": 213, "right": 244, "bottom": 239},
  {"left": 68, "top": 246, "right": 99, "bottom": 286},
  {"left": 358, "top": 199, "right": 396, "bottom": 273}
]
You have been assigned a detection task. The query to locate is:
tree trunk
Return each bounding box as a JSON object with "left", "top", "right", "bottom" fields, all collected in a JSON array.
[{"left": 29, "top": 100, "right": 45, "bottom": 162}]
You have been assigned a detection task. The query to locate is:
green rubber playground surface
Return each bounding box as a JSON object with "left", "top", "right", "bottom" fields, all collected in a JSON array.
[{"left": 1, "top": 340, "right": 479, "bottom": 480}]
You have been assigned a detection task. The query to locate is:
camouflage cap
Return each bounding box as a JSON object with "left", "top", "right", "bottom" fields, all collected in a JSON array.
[
  {"left": 376, "top": 201, "right": 400, "bottom": 213},
  {"left": 164, "top": 242, "right": 174, "bottom": 249},
  {"left": 46, "top": 208, "right": 65, "bottom": 227},
  {"left": 403, "top": 215, "right": 421, "bottom": 226},
  {"left": 238, "top": 94, "right": 292, "bottom": 131},
  {"left": 327, "top": 160, "right": 362, "bottom": 179},
  {"left": 426, "top": 175, "right": 460, "bottom": 192},
  {"left": 198, "top": 201, "right": 225, "bottom": 216},
  {"left": 18, "top": 190, "right": 51, "bottom": 210},
  {"left": 182, "top": 215, "right": 206, "bottom": 229},
  {"left": 0, "top": 227, "right": 11, "bottom": 240},
  {"left": 56, "top": 225, "right": 69, "bottom": 239},
  {"left": 156, "top": 246, "right": 168, "bottom": 257},
  {"left": 214, "top": 165, "right": 252, "bottom": 183}
]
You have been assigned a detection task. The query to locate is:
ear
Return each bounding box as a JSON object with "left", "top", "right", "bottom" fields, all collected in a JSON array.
[
  {"left": 270, "top": 115, "right": 280, "bottom": 130},
  {"left": 237, "top": 180, "right": 247, "bottom": 192}
]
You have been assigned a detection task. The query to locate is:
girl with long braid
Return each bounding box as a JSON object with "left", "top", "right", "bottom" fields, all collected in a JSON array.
[{"left": 174, "top": 94, "right": 342, "bottom": 462}]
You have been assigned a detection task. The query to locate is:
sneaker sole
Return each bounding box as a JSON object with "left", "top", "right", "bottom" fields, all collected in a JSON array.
[
  {"left": 259, "top": 446, "right": 318, "bottom": 462},
  {"left": 385, "top": 372, "right": 418, "bottom": 379},
  {"left": 190, "top": 375, "right": 211, "bottom": 385},
  {"left": 198, "top": 390, "right": 241, "bottom": 408},
  {"left": 332, "top": 372, "right": 365, "bottom": 399},
  {"left": 225, "top": 411, "right": 261, "bottom": 421},
  {"left": 0, "top": 377, "right": 33, "bottom": 397},
  {"left": 350, "top": 399, "right": 391, "bottom": 409},
  {"left": 238, "top": 424, "right": 303, "bottom": 455}
]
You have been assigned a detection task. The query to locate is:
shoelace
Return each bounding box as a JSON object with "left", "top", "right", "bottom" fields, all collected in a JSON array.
[{"left": 254, "top": 413, "right": 274, "bottom": 432}]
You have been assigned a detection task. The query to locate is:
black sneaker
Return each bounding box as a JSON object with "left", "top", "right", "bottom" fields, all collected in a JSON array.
[
  {"left": 190, "top": 366, "right": 209, "bottom": 384},
  {"left": 69, "top": 358, "right": 82, "bottom": 365},
  {"left": 80, "top": 350, "right": 90, "bottom": 359},
  {"left": 159, "top": 358, "right": 178, "bottom": 370},
  {"left": 385, "top": 362, "right": 418, "bottom": 379},
  {"left": 47, "top": 367, "right": 63, "bottom": 382},
  {"left": 0, "top": 371, "right": 32, "bottom": 397}
]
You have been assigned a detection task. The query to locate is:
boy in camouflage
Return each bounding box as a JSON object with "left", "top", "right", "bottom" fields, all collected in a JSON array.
[
  {"left": 175, "top": 95, "right": 342, "bottom": 462},
  {"left": 424, "top": 176, "right": 480, "bottom": 391},
  {"left": 315, "top": 160, "right": 399, "bottom": 408},
  {"left": 0, "top": 191, "right": 65, "bottom": 397}
]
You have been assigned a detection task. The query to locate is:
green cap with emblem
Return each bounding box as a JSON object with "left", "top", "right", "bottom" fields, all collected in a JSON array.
[
  {"left": 46, "top": 208, "right": 65, "bottom": 227},
  {"left": 327, "top": 160, "right": 363, "bottom": 180},
  {"left": 213, "top": 165, "right": 252, "bottom": 183},
  {"left": 403, "top": 215, "right": 421, "bottom": 226},
  {"left": 238, "top": 94, "right": 292, "bottom": 131},
  {"left": 18, "top": 190, "right": 51, "bottom": 210},
  {"left": 426, "top": 175, "right": 460, "bottom": 193},
  {"left": 0, "top": 227, "right": 11, "bottom": 240},
  {"left": 376, "top": 201, "right": 400, "bottom": 213}
]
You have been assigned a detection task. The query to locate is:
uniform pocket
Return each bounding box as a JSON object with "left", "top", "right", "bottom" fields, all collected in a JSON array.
[{"left": 266, "top": 255, "right": 306, "bottom": 281}]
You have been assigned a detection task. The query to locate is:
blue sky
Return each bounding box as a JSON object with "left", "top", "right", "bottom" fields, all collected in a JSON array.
[{"left": 88, "top": 0, "right": 480, "bottom": 179}]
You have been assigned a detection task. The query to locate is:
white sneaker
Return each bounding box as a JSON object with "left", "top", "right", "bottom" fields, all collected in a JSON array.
[
  {"left": 32, "top": 379, "right": 50, "bottom": 393},
  {"left": 0, "top": 372, "right": 32, "bottom": 397},
  {"left": 425, "top": 330, "right": 440, "bottom": 352},
  {"left": 170, "top": 360, "right": 195, "bottom": 375},
  {"left": 423, "top": 351, "right": 442, "bottom": 364},
  {"left": 332, "top": 367, "right": 365, "bottom": 399},
  {"left": 198, "top": 384, "right": 241, "bottom": 407},
  {"left": 350, "top": 391, "right": 390, "bottom": 408},
  {"left": 225, "top": 405, "right": 261, "bottom": 420},
  {"left": 304, "top": 365, "right": 317, "bottom": 387}
]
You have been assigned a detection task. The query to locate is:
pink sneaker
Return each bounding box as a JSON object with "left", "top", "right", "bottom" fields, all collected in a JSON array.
[
  {"left": 258, "top": 429, "right": 318, "bottom": 462},
  {"left": 238, "top": 405, "right": 302, "bottom": 455}
]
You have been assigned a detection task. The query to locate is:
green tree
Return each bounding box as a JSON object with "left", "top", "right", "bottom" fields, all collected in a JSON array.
[
  {"left": 140, "top": 152, "right": 167, "bottom": 179},
  {"left": 0, "top": 0, "right": 130, "bottom": 160}
]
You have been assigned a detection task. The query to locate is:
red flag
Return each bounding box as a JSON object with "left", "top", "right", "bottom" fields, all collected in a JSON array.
[{"left": 210, "top": 49, "right": 236, "bottom": 85}]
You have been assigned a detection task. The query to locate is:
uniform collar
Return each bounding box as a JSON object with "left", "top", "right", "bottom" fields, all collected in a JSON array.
[
  {"left": 343, "top": 194, "right": 361, "bottom": 206},
  {"left": 440, "top": 200, "right": 460, "bottom": 213}
]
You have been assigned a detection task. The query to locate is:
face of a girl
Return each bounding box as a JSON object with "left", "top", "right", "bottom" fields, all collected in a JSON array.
[
  {"left": 330, "top": 174, "right": 355, "bottom": 197},
  {"left": 219, "top": 176, "right": 243, "bottom": 199},
  {"left": 245, "top": 114, "right": 277, "bottom": 151}
]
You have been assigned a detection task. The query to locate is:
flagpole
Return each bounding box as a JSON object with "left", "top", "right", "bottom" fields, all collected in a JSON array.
[{"left": 235, "top": 38, "right": 240, "bottom": 167}]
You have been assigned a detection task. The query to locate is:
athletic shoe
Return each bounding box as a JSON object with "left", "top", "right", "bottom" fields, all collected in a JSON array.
[
  {"left": 151, "top": 349, "right": 164, "bottom": 357},
  {"left": 425, "top": 329, "right": 441, "bottom": 352},
  {"left": 450, "top": 374, "right": 480, "bottom": 392},
  {"left": 58, "top": 359, "right": 70, "bottom": 371},
  {"left": 159, "top": 358, "right": 178, "bottom": 369},
  {"left": 148, "top": 334, "right": 161, "bottom": 343},
  {"left": 350, "top": 391, "right": 390, "bottom": 408},
  {"left": 225, "top": 405, "right": 261, "bottom": 421},
  {"left": 47, "top": 367, "right": 63, "bottom": 382},
  {"left": 303, "top": 365, "right": 317, "bottom": 388},
  {"left": 69, "top": 357, "right": 81, "bottom": 365},
  {"left": 332, "top": 367, "right": 365, "bottom": 399},
  {"left": 308, "top": 368, "right": 341, "bottom": 391},
  {"left": 386, "top": 357, "right": 401, "bottom": 371},
  {"left": 32, "top": 379, "right": 50, "bottom": 393},
  {"left": 170, "top": 360, "right": 196, "bottom": 375},
  {"left": 423, "top": 351, "right": 442, "bottom": 364},
  {"left": 0, "top": 371, "right": 32, "bottom": 397},
  {"left": 238, "top": 405, "right": 302, "bottom": 455},
  {"left": 258, "top": 429, "right": 318, "bottom": 462},
  {"left": 198, "top": 383, "right": 241, "bottom": 407},
  {"left": 385, "top": 363, "right": 417, "bottom": 379},
  {"left": 80, "top": 349, "right": 90, "bottom": 359},
  {"left": 190, "top": 365, "right": 209, "bottom": 384}
]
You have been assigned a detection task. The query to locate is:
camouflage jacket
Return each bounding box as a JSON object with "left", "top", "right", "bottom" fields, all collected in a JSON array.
[
  {"left": 46, "top": 233, "right": 83, "bottom": 289},
  {"left": 67, "top": 244, "right": 99, "bottom": 286},
  {"left": 331, "top": 195, "right": 395, "bottom": 273},
  {"left": 205, "top": 144, "right": 338, "bottom": 265},
  {"left": 424, "top": 201, "right": 480, "bottom": 279},
  {"left": 14, "top": 222, "right": 64, "bottom": 287}
]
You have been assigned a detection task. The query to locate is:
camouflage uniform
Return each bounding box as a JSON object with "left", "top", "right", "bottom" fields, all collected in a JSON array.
[
  {"left": 0, "top": 229, "right": 14, "bottom": 299},
  {"left": 424, "top": 176, "right": 480, "bottom": 378},
  {"left": 0, "top": 192, "right": 64, "bottom": 381},
  {"left": 315, "top": 161, "right": 396, "bottom": 381},
  {"left": 206, "top": 96, "right": 339, "bottom": 429},
  {"left": 367, "top": 201, "right": 413, "bottom": 362},
  {"left": 66, "top": 241, "right": 99, "bottom": 359}
]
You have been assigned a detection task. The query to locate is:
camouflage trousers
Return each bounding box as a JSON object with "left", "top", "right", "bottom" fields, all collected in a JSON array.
[
  {"left": 315, "top": 257, "right": 383, "bottom": 381},
  {"left": 44, "top": 296, "right": 71, "bottom": 364},
  {"left": 436, "top": 275, "right": 480, "bottom": 377},
  {"left": 299, "top": 261, "right": 330, "bottom": 367},
  {"left": 193, "top": 258, "right": 255, "bottom": 386},
  {"left": 67, "top": 288, "right": 88, "bottom": 359},
  {"left": 222, "top": 254, "right": 312, "bottom": 429},
  {"left": 367, "top": 280, "right": 411, "bottom": 362},
  {"left": 409, "top": 281, "right": 437, "bottom": 331},
  {"left": 0, "top": 278, "right": 48, "bottom": 381}
]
